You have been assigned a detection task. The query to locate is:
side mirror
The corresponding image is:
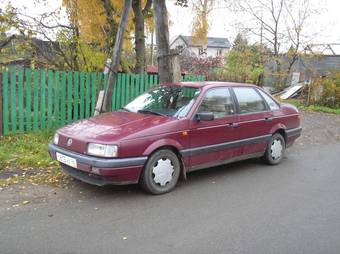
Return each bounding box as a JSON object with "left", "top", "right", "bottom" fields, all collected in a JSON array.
[{"left": 196, "top": 112, "right": 214, "bottom": 121}]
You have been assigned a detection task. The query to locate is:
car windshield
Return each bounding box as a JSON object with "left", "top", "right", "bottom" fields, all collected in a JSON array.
[{"left": 124, "top": 85, "right": 201, "bottom": 117}]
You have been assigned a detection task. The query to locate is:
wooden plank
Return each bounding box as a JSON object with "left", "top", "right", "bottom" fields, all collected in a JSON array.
[
  {"left": 91, "top": 72, "right": 97, "bottom": 115},
  {"left": 25, "top": 68, "right": 32, "bottom": 131},
  {"left": 154, "top": 75, "right": 159, "bottom": 86},
  {"left": 73, "top": 71, "right": 79, "bottom": 121},
  {"left": 113, "top": 74, "right": 119, "bottom": 111},
  {"left": 103, "top": 73, "right": 108, "bottom": 91},
  {"left": 33, "top": 69, "right": 39, "bottom": 130},
  {"left": 60, "top": 71, "right": 66, "bottom": 126},
  {"left": 18, "top": 68, "right": 24, "bottom": 132},
  {"left": 130, "top": 74, "right": 135, "bottom": 101},
  {"left": 85, "top": 72, "right": 91, "bottom": 118},
  {"left": 0, "top": 67, "right": 9, "bottom": 135},
  {"left": 148, "top": 74, "right": 153, "bottom": 89},
  {"left": 96, "top": 73, "right": 103, "bottom": 112},
  {"left": 121, "top": 74, "right": 126, "bottom": 107},
  {"left": 116, "top": 73, "right": 122, "bottom": 109},
  {"left": 54, "top": 71, "right": 59, "bottom": 127},
  {"left": 10, "top": 66, "right": 17, "bottom": 133},
  {"left": 126, "top": 74, "right": 130, "bottom": 104},
  {"left": 40, "top": 69, "right": 46, "bottom": 129},
  {"left": 134, "top": 74, "right": 139, "bottom": 98},
  {"left": 0, "top": 70, "right": 2, "bottom": 135},
  {"left": 140, "top": 74, "right": 144, "bottom": 95},
  {"left": 79, "top": 72, "right": 85, "bottom": 119},
  {"left": 67, "top": 71, "right": 73, "bottom": 123},
  {"left": 47, "top": 70, "right": 53, "bottom": 128}
]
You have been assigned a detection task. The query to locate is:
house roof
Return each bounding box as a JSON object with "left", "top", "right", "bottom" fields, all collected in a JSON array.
[
  {"left": 171, "top": 35, "right": 231, "bottom": 49},
  {"left": 146, "top": 65, "right": 187, "bottom": 75}
]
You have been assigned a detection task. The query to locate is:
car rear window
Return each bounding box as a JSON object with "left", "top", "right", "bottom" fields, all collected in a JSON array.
[{"left": 257, "top": 89, "right": 280, "bottom": 110}]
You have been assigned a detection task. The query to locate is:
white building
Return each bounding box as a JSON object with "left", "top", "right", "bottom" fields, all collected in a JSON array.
[{"left": 170, "top": 35, "right": 231, "bottom": 57}]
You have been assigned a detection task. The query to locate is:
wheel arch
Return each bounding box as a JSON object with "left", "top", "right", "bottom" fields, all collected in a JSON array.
[
  {"left": 270, "top": 123, "right": 288, "bottom": 147},
  {"left": 142, "top": 139, "right": 187, "bottom": 180}
]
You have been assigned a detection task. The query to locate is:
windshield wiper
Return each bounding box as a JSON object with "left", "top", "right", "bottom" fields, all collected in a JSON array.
[
  {"left": 138, "top": 109, "right": 166, "bottom": 116},
  {"left": 119, "top": 107, "right": 131, "bottom": 112}
]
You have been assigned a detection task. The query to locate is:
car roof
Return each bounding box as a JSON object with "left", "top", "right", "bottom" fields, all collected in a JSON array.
[{"left": 161, "top": 81, "right": 257, "bottom": 89}]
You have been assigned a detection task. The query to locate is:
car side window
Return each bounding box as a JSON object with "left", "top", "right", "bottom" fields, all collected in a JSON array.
[
  {"left": 233, "top": 87, "right": 267, "bottom": 114},
  {"left": 197, "top": 88, "right": 234, "bottom": 119},
  {"left": 257, "top": 89, "right": 280, "bottom": 111}
]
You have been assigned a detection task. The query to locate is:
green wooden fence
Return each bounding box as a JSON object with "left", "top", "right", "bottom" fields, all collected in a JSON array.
[{"left": 0, "top": 66, "right": 205, "bottom": 135}]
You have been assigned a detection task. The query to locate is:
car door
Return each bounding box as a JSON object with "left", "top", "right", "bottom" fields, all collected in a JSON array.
[
  {"left": 232, "top": 86, "right": 273, "bottom": 156},
  {"left": 187, "top": 87, "right": 240, "bottom": 170}
]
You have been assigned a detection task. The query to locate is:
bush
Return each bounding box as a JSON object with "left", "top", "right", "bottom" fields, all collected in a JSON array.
[{"left": 309, "top": 75, "right": 340, "bottom": 108}]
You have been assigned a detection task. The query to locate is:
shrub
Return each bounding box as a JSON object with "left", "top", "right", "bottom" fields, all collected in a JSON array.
[{"left": 309, "top": 75, "right": 340, "bottom": 108}]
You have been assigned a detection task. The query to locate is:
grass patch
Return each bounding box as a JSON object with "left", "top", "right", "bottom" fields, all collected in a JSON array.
[
  {"left": 0, "top": 129, "right": 57, "bottom": 170},
  {"left": 283, "top": 99, "right": 340, "bottom": 115},
  {"left": 0, "top": 129, "right": 68, "bottom": 187}
]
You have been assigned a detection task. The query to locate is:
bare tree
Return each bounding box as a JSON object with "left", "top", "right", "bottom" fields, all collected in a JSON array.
[
  {"left": 234, "top": 0, "right": 314, "bottom": 86},
  {"left": 235, "top": 0, "right": 284, "bottom": 74},
  {"left": 284, "top": 0, "right": 312, "bottom": 75}
]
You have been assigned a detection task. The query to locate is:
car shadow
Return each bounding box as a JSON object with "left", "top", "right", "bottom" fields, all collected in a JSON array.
[{"left": 67, "top": 157, "right": 276, "bottom": 198}]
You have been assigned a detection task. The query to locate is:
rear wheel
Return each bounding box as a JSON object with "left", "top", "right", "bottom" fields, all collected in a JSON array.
[
  {"left": 140, "top": 149, "right": 181, "bottom": 194},
  {"left": 262, "top": 133, "right": 285, "bottom": 165}
]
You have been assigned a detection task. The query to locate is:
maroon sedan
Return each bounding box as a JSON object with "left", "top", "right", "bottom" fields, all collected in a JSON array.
[{"left": 48, "top": 82, "right": 301, "bottom": 194}]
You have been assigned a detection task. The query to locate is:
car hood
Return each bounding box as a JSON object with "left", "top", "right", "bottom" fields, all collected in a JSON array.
[{"left": 58, "top": 111, "right": 172, "bottom": 143}]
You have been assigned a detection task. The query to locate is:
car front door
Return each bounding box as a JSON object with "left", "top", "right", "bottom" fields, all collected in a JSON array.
[
  {"left": 186, "top": 87, "right": 240, "bottom": 171},
  {"left": 232, "top": 86, "right": 273, "bottom": 156}
]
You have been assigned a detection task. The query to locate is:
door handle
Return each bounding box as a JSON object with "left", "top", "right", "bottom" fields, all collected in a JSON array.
[
  {"left": 227, "top": 123, "right": 239, "bottom": 128},
  {"left": 264, "top": 117, "right": 272, "bottom": 122}
]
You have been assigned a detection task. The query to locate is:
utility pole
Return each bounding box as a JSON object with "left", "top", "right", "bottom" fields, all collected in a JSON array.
[
  {"left": 99, "top": 0, "right": 133, "bottom": 114},
  {"left": 150, "top": 28, "right": 154, "bottom": 66}
]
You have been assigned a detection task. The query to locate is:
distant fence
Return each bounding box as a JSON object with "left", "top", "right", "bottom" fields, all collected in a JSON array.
[{"left": 0, "top": 66, "right": 205, "bottom": 135}]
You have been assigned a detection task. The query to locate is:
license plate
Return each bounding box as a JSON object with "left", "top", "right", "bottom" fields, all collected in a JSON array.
[{"left": 56, "top": 152, "right": 77, "bottom": 168}]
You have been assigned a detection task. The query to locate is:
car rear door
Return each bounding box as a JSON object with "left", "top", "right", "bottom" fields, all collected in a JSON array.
[
  {"left": 187, "top": 87, "right": 240, "bottom": 170},
  {"left": 232, "top": 86, "right": 273, "bottom": 156}
]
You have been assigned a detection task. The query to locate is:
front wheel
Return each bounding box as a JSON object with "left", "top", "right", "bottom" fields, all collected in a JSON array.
[
  {"left": 140, "top": 149, "right": 181, "bottom": 194},
  {"left": 262, "top": 133, "right": 285, "bottom": 165}
]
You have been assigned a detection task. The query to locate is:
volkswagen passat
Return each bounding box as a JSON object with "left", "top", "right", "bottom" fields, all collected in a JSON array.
[{"left": 48, "top": 82, "right": 301, "bottom": 194}]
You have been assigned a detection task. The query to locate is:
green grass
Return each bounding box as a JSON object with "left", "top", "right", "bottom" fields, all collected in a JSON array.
[
  {"left": 284, "top": 99, "right": 340, "bottom": 115},
  {"left": 0, "top": 129, "right": 58, "bottom": 171}
]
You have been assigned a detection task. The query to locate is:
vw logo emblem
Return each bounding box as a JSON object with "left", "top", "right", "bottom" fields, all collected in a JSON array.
[{"left": 67, "top": 138, "right": 73, "bottom": 146}]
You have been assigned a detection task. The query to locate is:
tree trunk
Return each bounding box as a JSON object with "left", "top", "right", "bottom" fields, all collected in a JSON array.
[
  {"left": 153, "top": 0, "right": 173, "bottom": 83},
  {"left": 102, "top": 0, "right": 132, "bottom": 112},
  {"left": 132, "top": 0, "right": 145, "bottom": 73},
  {"left": 100, "top": 0, "right": 118, "bottom": 54}
]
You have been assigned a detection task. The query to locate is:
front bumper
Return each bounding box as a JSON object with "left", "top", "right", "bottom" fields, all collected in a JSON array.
[{"left": 48, "top": 143, "right": 147, "bottom": 186}]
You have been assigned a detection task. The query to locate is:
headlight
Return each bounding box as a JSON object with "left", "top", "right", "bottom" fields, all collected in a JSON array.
[
  {"left": 53, "top": 133, "right": 59, "bottom": 145},
  {"left": 87, "top": 143, "right": 118, "bottom": 157}
]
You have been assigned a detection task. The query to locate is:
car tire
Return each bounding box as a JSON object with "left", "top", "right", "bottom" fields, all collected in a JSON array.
[
  {"left": 262, "top": 133, "right": 286, "bottom": 165},
  {"left": 140, "top": 149, "right": 181, "bottom": 195}
]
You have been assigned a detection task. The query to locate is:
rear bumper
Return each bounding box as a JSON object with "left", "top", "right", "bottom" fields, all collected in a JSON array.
[
  {"left": 286, "top": 126, "right": 302, "bottom": 147},
  {"left": 48, "top": 143, "right": 147, "bottom": 186}
]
